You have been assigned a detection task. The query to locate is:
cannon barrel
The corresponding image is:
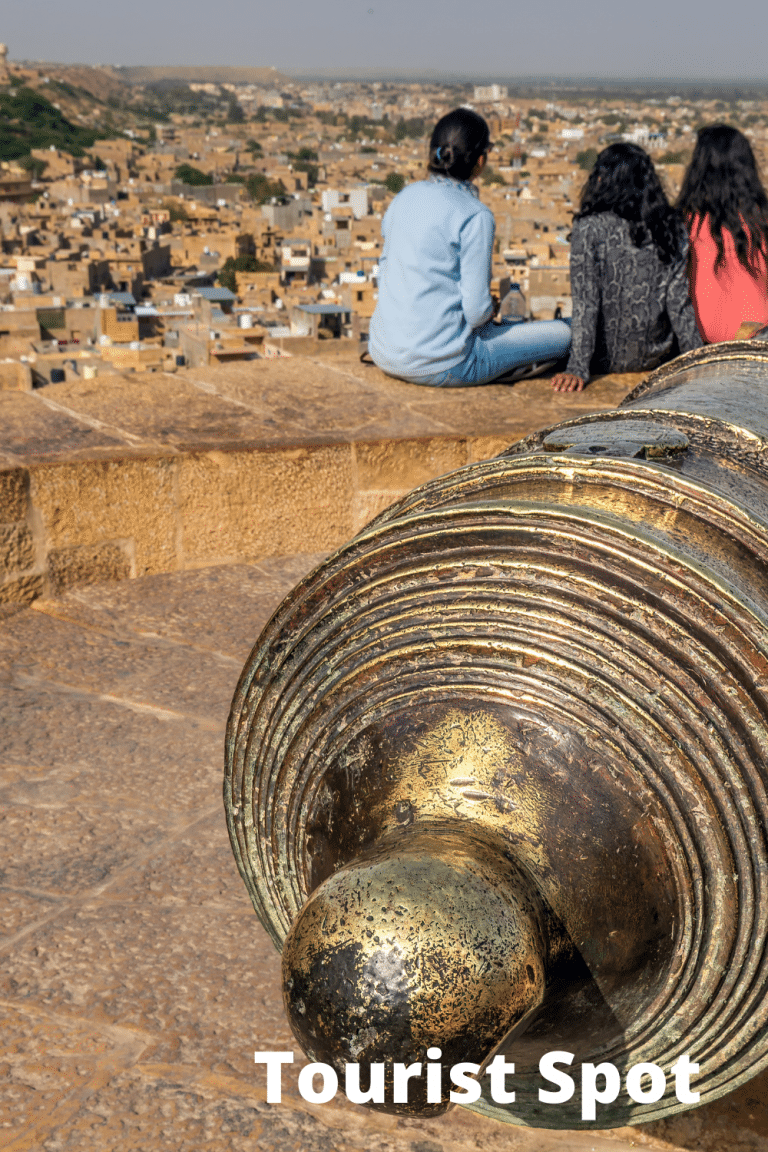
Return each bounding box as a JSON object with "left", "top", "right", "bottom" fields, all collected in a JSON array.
[{"left": 225, "top": 342, "right": 768, "bottom": 1128}]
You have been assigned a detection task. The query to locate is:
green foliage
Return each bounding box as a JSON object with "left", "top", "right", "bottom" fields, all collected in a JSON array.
[
  {"left": 163, "top": 199, "right": 189, "bottom": 222},
  {"left": 576, "top": 148, "right": 598, "bottom": 171},
  {"left": 139, "top": 82, "right": 222, "bottom": 121},
  {"left": 245, "top": 172, "right": 286, "bottom": 203},
  {"left": 227, "top": 98, "right": 245, "bottom": 123},
  {"left": 657, "top": 151, "right": 688, "bottom": 165},
  {"left": 225, "top": 173, "right": 245, "bottom": 183},
  {"left": 37, "top": 308, "right": 66, "bottom": 332},
  {"left": 174, "top": 163, "right": 213, "bottom": 186},
  {"left": 218, "top": 253, "right": 278, "bottom": 291},
  {"left": 293, "top": 160, "right": 318, "bottom": 187},
  {"left": 218, "top": 264, "right": 237, "bottom": 293},
  {"left": 17, "top": 154, "right": 48, "bottom": 179},
  {"left": 291, "top": 146, "right": 318, "bottom": 161},
  {"left": 384, "top": 171, "right": 405, "bottom": 194},
  {"left": 259, "top": 106, "right": 305, "bottom": 123},
  {"left": 245, "top": 138, "right": 263, "bottom": 155},
  {"left": 233, "top": 254, "right": 277, "bottom": 272},
  {"left": 344, "top": 113, "right": 386, "bottom": 140},
  {"left": 360, "top": 145, "right": 377, "bottom": 154},
  {"left": 481, "top": 165, "right": 506, "bottom": 186},
  {"left": 0, "top": 86, "right": 106, "bottom": 160},
  {"left": 394, "top": 117, "right": 426, "bottom": 141}
]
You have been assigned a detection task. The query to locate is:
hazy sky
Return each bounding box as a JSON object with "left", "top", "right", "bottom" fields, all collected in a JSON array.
[{"left": 3, "top": 0, "right": 767, "bottom": 81}]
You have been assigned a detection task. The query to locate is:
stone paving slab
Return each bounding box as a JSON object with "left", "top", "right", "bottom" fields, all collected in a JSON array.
[{"left": 2, "top": 557, "right": 767, "bottom": 1151}]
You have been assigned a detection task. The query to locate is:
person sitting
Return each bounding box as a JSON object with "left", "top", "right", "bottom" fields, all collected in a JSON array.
[
  {"left": 677, "top": 125, "right": 768, "bottom": 344},
  {"left": 368, "top": 108, "right": 572, "bottom": 387},
  {"left": 551, "top": 143, "right": 702, "bottom": 393}
]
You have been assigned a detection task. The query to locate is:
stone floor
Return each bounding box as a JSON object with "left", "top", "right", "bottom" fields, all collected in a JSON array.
[{"left": 2, "top": 556, "right": 767, "bottom": 1151}]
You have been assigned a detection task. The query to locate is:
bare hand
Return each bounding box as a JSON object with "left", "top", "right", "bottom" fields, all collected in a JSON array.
[{"left": 551, "top": 372, "right": 586, "bottom": 393}]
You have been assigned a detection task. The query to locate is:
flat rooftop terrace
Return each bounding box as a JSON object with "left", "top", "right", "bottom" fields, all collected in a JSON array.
[
  {"left": 5, "top": 351, "right": 767, "bottom": 1149},
  {"left": 2, "top": 556, "right": 766, "bottom": 1151}
]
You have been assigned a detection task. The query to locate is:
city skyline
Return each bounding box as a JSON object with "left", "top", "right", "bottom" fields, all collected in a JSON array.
[{"left": 3, "top": 0, "right": 767, "bottom": 83}]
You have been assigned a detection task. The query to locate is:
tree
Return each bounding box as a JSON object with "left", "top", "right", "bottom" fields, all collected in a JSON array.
[
  {"left": 384, "top": 172, "right": 405, "bottom": 194},
  {"left": 576, "top": 148, "right": 598, "bottom": 171},
  {"left": 394, "top": 117, "right": 426, "bottom": 141},
  {"left": 293, "top": 161, "right": 318, "bottom": 187},
  {"left": 218, "top": 253, "right": 279, "bottom": 292},
  {"left": 163, "top": 199, "right": 189, "bottom": 222},
  {"left": 174, "top": 164, "right": 213, "bottom": 186},
  {"left": 218, "top": 263, "right": 237, "bottom": 294},
  {"left": 227, "top": 98, "right": 244, "bottom": 123},
  {"left": 18, "top": 155, "right": 48, "bottom": 179},
  {"left": 481, "top": 165, "right": 506, "bottom": 186},
  {"left": 245, "top": 173, "right": 286, "bottom": 203}
]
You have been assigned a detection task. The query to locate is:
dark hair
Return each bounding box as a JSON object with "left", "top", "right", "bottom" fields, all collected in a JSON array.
[
  {"left": 428, "top": 108, "right": 490, "bottom": 182},
  {"left": 677, "top": 124, "right": 768, "bottom": 277},
  {"left": 575, "top": 142, "right": 682, "bottom": 265}
]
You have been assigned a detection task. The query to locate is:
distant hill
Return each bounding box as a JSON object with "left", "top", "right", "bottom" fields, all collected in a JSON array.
[
  {"left": 0, "top": 86, "right": 107, "bottom": 161},
  {"left": 18, "top": 63, "right": 131, "bottom": 103},
  {"left": 113, "top": 65, "right": 291, "bottom": 87}
]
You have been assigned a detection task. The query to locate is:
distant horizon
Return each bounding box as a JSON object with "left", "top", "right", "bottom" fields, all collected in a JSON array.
[
  {"left": 3, "top": 0, "right": 766, "bottom": 86},
  {"left": 9, "top": 58, "right": 768, "bottom": 96}
]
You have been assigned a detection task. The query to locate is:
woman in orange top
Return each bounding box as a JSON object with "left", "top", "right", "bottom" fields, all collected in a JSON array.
[{"left": 678, "top": 125, "right": 768, "bottom": 343}]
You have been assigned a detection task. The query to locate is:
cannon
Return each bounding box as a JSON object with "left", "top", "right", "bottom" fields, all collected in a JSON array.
[{"left": 225, "top": 342, "right": 768, "bottom": 1128}]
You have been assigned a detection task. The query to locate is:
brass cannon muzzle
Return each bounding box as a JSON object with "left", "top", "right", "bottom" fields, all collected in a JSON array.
[{"left": 225, "top": 344, "right": 768, "bottom": 1127}]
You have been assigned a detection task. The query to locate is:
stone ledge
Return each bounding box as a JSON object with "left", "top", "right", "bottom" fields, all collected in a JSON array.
[{"left": 0, "top": 353, "right": 643, "bottom": 604}]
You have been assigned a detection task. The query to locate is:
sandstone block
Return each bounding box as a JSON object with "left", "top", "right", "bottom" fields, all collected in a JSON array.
[
  {"left": 47, "top": 540, "right": 132, "bottom": 595},
  {"left": 354, "top": 437, "right": 468, "bottom": 491},
  {"left": 177, "top": 446, "right": 354, "bottom": 563},
  {"left": 0, "top": 571, "right": 43, "bottom": 605},
  {"left": 0, "top": 467, "right": 28, "bottom": 523},
  {"left": 29, "top": 456, "right": 177, "bottom": 577},
  {"left": 0, "top": 522, "right": 35, "bottom": 577}
]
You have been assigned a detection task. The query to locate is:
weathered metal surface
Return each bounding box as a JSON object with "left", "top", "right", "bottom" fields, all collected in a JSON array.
[{"left": 225, "top": 342, "right": 768, "bottom": 1127}]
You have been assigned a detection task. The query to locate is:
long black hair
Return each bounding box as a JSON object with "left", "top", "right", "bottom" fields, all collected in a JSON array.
[
  {"left": 575, "top": 142, "right": 682, "bottom": 264},
  {"left": 428, "top": 108, "right": 490, "bottom": 183},
  {"left": 677, "top": 124, "right": 768, "bottom": 277}
]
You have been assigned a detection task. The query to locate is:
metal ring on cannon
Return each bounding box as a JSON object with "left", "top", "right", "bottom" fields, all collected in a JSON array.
[{"left": 225, "top": 342, "right": 768, "bottom": 1127}]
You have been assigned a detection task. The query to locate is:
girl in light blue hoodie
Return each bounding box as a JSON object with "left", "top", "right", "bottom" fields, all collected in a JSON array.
[{"left": 369, "top": 108, "right": 571, "bottom": 387}]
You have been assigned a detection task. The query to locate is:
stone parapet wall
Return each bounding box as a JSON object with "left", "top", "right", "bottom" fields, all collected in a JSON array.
[
  {"left": 0, "top": 355, "right": 638, "bottom": 606},
  {"left": 0, "top": 433, "right": 510, "bottom": 605}
]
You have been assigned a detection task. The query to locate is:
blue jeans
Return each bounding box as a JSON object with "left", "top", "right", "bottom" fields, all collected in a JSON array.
[{"left": 396, "top": 318, "right": 572, "bottom": 387}]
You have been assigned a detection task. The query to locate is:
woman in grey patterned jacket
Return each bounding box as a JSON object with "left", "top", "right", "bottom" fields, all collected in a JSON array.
[{"left": 551, "top": 143, "right": 702, "bottom": 392}]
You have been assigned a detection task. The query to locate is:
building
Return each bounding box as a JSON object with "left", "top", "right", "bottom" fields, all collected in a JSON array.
[{"left": 473, "top": 84, "right": 508, "bottom": 102}]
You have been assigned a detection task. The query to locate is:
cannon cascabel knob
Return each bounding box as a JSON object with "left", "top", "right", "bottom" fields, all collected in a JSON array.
[
  {"left": 282, "top": 828, "right": 547, "bottom": 1114},
  {"left": 225, "top": 343, "right": 768, "bottom": 1128}
]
